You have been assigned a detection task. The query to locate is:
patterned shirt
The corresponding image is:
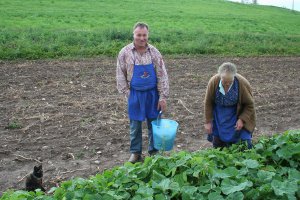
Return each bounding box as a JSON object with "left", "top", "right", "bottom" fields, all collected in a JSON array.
[{"left": 116, "top": 43, "right": 169, "bottom": 101}]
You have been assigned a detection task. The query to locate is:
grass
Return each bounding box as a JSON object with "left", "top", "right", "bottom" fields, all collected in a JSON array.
[
  {"left": 0, "top": 0, "right": 299, "bottom": 59},
  {"left": 5, "top": 120, "right": 22, "bottom": 129}
]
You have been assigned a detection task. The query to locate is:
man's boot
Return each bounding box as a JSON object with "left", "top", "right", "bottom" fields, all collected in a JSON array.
[{"left": 128, "top": 153, "right": 142, "bottom": 164}]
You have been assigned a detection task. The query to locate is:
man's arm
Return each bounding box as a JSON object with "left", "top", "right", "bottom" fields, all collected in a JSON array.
[
  {"left": 116, "top": 51, "right": 130, "bottom": 98},
  {"left": 154, "top": 50, "right": 169, "bottom": 102}
]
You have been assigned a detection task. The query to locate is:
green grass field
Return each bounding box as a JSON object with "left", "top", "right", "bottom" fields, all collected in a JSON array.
[{"left": 0, "top": 0, "right": 299, "bottom": 59}]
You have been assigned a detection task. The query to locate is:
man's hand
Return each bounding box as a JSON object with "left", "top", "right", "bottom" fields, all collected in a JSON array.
[
  {"left": 204, "top": 122, "right": 212, "bottom": 134},
  {"left": 235, "top": 119, "right": 244, "bottom": 131},
  {"left": 157, "top": 99, "right": 167, "bottom": 112}
]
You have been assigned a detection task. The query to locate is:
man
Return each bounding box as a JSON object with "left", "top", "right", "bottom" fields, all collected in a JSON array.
[{"left": 116, "top": 22, "right": 169, "bottom": 163}]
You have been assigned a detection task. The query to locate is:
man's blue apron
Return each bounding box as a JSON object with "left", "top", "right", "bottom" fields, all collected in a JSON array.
[
  {"left": 212, "top": 78, "right": 251, "bottom": 143},
  {"left": 128, "top": 53, "right": 159, "bottom": 121}
]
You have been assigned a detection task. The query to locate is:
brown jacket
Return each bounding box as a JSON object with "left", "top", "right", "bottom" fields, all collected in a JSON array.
[{"left": 204, "top": 73, "right": 256, "bottom": 132}]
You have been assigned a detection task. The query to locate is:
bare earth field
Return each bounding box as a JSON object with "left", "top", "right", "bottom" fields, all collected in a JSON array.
[{"left": 0, "top": 56, "right": 299, "bottom": 194}]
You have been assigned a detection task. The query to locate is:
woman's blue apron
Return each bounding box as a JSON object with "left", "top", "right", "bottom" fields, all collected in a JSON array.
[
  {"left": 128, "top": 52, "right": 159, "bottom": 121},
  {"left": 212, "top": 77, "right": 251, "bottom": 143}
]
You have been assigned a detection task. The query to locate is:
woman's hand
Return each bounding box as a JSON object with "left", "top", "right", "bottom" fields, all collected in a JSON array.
[
  {"left": 204, "top": 122, "right": 212, "bottom": 134},
  {"left": 157, "top": 99, "right": 167, "bottom": 112},
  {"left": 235, "top": 119, "right": 244, "bottom": 131}
]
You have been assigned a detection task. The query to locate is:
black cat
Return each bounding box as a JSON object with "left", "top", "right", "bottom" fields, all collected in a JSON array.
[{"left": 25, "top": 165, "right": 46, "bottom": 192}]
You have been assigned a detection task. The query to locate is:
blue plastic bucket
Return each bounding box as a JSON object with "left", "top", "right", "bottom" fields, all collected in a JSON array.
[{"left": 152, "top": 119, "right": 179, "bottom": 151}]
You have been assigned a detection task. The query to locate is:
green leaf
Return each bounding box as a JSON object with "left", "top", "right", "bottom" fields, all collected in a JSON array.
[
  {"left": 74, "top": 190, "right": 85, "bottom": 198},
  {"left": 198, "top": 184, "right": 212, "bottom": 193},
  {"left": 221, "top": 179, "right": 253, "bottom": 195},
  {"left": 226, "top": 191, "right": 244, "bottom": 200},
  {"left": 153, "top": 179, "right": 171, "bottom": 193},
  {"left": 173, "top": 173, "right": 187, "bottom": 187},
  {"left": 136, "top": 185, "right": 154, "bottom": 197},
  {"left": 237, "top": 167, "right": 248, "bottom": 176},
  {"left": 165, "top": 167, "right": 177, "bottom": 177},
  {"left": 192, "top": 169, "right": 201, "bottom": 178},
  {"left": 259, "top": 183, "right": 273, "bottom": 193},
  {"left": 153, "top": 170, "right": 166, "bottom": 182},
  {"left": 208, "top": 192, "right": 224, "bottom": 200},
  {"left": 212, "top": 167, "right": 239, "bottom": 179},
  {"left": 242, "top": 159, "right": 259, "bottom": 169},
  {"left": 271, "top": 180, "right": 298, "bottom": 196},
  {"left": 254, "top": 143, "right": 264, "bottom": 150},
  {"left": 154, "top": 193, "right": 169, "bottom": 200},
  {"left": 48, "top": 187, "right": 58, "bottom": 194},
  {"left": 288, "top": 169, "right": 300, "bottom": 181},
  {"left": 132, "top": 195, "right": 143, "bottom": 200},
  {"left": 181, "top": 186, "right": 198, "bottom": 195},
  {"left": 276, "top": 143, "right": 300, "bottom": 159},
  {"left": 244, "top": 188, "right": 260, "bottom": 200},
  {"left": 257, "top": 170, "right": 276, "bottom": 182}
]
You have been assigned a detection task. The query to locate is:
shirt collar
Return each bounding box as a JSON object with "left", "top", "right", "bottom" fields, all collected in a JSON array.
[
  {"left": 219, "top": 79, "right": 234, "bottom": 95},
  {"left": 130, "top": 42, "right": 150, "bottom": 51}
]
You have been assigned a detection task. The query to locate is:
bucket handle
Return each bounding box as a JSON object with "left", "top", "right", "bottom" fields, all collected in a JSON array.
[{"left": 156, "top": 111, "right": 163, "bottom": 126}]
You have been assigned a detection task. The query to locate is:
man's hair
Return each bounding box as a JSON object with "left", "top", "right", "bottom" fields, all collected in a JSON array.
[{"left": 133, "top": 22, "right": 149, "bottom": 32}]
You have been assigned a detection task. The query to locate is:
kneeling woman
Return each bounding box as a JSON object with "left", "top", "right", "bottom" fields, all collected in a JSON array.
[{"left": 204, "top": 62, "right": 256, "bottom": 148}]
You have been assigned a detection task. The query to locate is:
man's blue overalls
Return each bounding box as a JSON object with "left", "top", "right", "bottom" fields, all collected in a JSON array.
[{"left": 128, "top": 51, "right": 159, "bottom": 154}]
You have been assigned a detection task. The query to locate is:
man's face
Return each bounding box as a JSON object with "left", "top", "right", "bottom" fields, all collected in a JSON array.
[{"left": 133, "top": 27, "right": 149, "bottom": 48}]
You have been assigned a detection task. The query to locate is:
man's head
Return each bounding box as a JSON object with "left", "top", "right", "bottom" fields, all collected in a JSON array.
[{"left": 133, "top": 22, "right": 149, "bottom": 49}]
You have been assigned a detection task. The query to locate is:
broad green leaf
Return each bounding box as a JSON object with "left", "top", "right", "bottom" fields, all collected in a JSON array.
[
  {"left": 198, "top": 184, "right": 211, "bottom": 193},
  {"left": 244, "top": 188, "right": 260, "bottom": 200},
  {"left": 132, "top": 195, "right": 143, "bottom": 200},
  {"left": 288, "top": 169, "right": 300, "bottom": 181},
  {"left": 153, "top": 179, "right": 171, "bottom": 193},
  {"left": 276, "top": 144, "right": 300, "bottom": 159},
  {"left": 103, "top": 191, "right": 124, "bottom": 200},
  {"left": 271, "top": 180, "right": 298, "bottom": 196},
  {"left": 48, "top": 187, "right": 58, "bottom": 194},
  {"left": 242, "top": 159, "right": 259, "bottom": 169},
  {"left": 181, "top": 186, "right": 198, "bottom": 195},
  {"left": 226, "top": 191, "right": 244, "bottom": 200},
  {"left": 287, "top": 195, "right": 297, "bottom": 200},
  {"left": 208, "top": 192, "right": 224, "bottom": 200},
  {"left": 259, "top": 183, "right": 273, "bottom": 193},
  {"left": 175, "top": 159, "right": 187, "bottom": 167},
  {"left": 165, "top": 167, "right": 177, "bottom": 177},
  {"left": 192, "top": 169, "right": 201, "bottom": 177},
  {"left": 254, "top": 143, "right": 263, "bottom": 150},
  {"left": 170, "top": 181, "right": 181, "bottom": 197},
  {"left": 237, "top": 167, "right": 248, "bottom": 176},
  {"left": 212, "top": 167, "right": 239, "bottom": 179},
  {"left": 136, "top": 185, "right": 154, "bottom": 197},
  {"left": 173, "top": 173, "right": 187, "bottom": 187},
  {"left": 221, "top": 179, "right": 253, "bottom": 195},
  {"left": 83, "top": 194, "right": 102, "bottom": 200},
  {"left": 152, "top": 170, "right": 166, "bottom": 182},
  {"left": 154, "top": 193, "right": 170, "bottom": 200},
  {"left": 74, "top": 190, "right": 85, "bottom": 198},
  {"left": 257, "top": 170, "right": 276, "bottom": 182}
]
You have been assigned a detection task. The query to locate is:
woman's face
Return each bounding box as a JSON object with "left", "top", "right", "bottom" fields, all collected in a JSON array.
[{"left": 221, "top": 73, "right": 234, "bottom": 87}]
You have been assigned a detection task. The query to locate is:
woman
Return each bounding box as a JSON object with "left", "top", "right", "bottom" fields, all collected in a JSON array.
[{"left": 204, "top": 62, "right": 256, "bottom": 148}]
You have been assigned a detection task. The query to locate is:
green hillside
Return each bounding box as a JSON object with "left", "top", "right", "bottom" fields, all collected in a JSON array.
[{"left": 0, "top": 0, "right": 299, "bottom": 59}]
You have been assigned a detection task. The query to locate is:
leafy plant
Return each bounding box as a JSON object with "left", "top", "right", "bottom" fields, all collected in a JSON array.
[{"left": 1, "top": 130, "right": 299, "bottom": 200}]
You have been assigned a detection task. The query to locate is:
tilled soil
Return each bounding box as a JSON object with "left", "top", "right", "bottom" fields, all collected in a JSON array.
[{"left": 0, "top": 56, "right": 299, "bottom": 194}]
